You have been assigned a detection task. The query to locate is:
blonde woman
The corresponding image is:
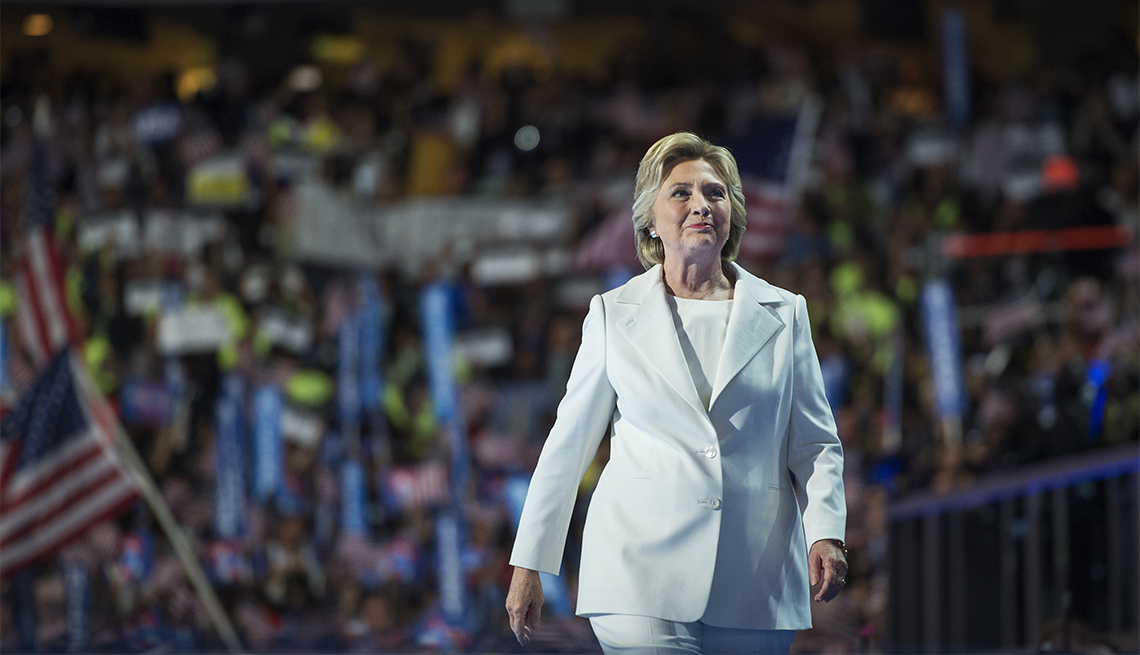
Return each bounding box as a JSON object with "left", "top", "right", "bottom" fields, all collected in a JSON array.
[{"left": 506, "top": 132, "right": 847, "bottom": 654}]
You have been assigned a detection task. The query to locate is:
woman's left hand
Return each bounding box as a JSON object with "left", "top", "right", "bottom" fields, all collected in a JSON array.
[{"left": 808, "top": 539, "right": 848, "bottom": 603}]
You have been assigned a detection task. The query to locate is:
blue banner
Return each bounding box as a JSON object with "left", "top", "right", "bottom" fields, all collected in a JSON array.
[
  {"left": 252, "top": 385, "right": 284, "bottom": 504},
  {"left": 1086, "top": 360, "right": 1111, "bottom": 442},
  {"left": 358, "top": 275, "right": 385, "bottom": 414},
  {"left": 63, "top": 559, "right": 91, "bottom": 653},
  {"left": 338, "top": 310, "right": 361, "bottom": 437},
  {"left": 921, "top": 279, "right": 967, "bottom": 421},
  {"left": 941, "top": 8, "right": 973, "bottom": 127},
  {"left": 214, "top": 374, "right": 247, "bottom": 538},
  {"left": 340, "top": 457, "right": 369, "bottom": 535},
  {"left": 421, "top": 284, "right": 459, "bottom": 422},
  {"left": 421, "top": 282, "right": 469, "bottom": 623},
  {"left": 435, "top": 511, "right": 465, "bottom": 623},
  {"left": 121, "top": 378, "right": 175, "bottom": 427},
  {"left": 0, "top": 318, "right": 10, "bottom": 400},
  {"left": 881, "top": 324, "right": 905, "bottom": 456}
]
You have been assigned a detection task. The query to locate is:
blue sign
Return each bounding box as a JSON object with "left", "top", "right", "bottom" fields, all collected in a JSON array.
[
  {"left": 421, "top": 284, "right": 459, "bottom": 422},
  {"left": 338, "top": 311, "right": 361, "bottom": 434},
  {"left": 359, "top": 275, "right": 385, "bottom": 413},
  {"left": 64, "top": 559, "right": 91, "bottom": 653},
  {"left": 421, "top": 283, "right": 470, "bottom": 623},
  {"left": 252, "top": 385, "right": 284, "bottom": 504},
  {"left": 340, "top": 457, "right": 369, "bottom": 535},
  {"left": 435, "top": 511, "right": 465, "bottom": 622},
  {"left": 921, "top": 279, "right": 967, "bottom": 420},
  {"left": 941, "top": 8, "right": 973, "bottom": 127},
  {"left": 0, "top": 319, "right": 10, "bottom": 399},
  {"left": 214, "top": 374, "right": 247, "bottom": 538}
]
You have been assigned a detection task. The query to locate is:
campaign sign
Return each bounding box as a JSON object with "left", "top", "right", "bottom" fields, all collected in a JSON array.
[
  {"left": 435, "top": 511, "right": 465, "bottom": 623},
  {"left": 340, "top": 458, "right": 369, "bottom": 535},
  {"left": 358, "top": 275, "right": 385, "bottom": 413},
  {"left": 214, "top": 374, "right": 247, "bottom": 539},
  {"left": 120, "top": 378, "right": 175, "bottom": 427},
  {"left": 421, "top": 284, "right": 459, "bottom": 422},
  {"left": 157, "top": 307, "right": 231, "bottom": 354},
  {"left": 132, "top": 102, "right": 183, "bottom": 144},
  {"left": 64, "top": 559, "right": 91, "bottom": 653},
  {"left": 253, "top": 385, "right": 284, "bottom": 504},
  {"left": 941, "top": 8, "right": 973, "bottom": 127},
  {"left": 338, "top": 312, "right": 361, "bottom": 432},
  {"left": 921, "top": 279, "right": 967, "bottom": 421}
]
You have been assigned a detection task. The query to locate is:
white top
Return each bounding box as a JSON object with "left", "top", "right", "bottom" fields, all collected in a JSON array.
[{"left": 665, "top": 296, "right": 733, "bottom": 411}]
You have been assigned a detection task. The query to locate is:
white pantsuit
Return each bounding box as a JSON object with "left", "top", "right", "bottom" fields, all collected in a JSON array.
[{"left": 510, "top": 262, "right": 845, "bottom": 631}]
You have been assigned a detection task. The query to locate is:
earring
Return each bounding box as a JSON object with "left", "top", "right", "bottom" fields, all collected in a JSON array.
[{"left": 649, "top": 230, "right": 658, "bottom": 239}]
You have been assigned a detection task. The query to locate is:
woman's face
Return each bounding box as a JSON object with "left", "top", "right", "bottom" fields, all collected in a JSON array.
[{"left": 651, "top": 159, "right": 732, "bottom": 263}]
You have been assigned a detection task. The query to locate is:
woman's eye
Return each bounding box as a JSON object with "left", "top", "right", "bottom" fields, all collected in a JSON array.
[
  {"left": 671, "top": 189, "right": 690, "bottom": 198},
  {"left": 707, "top": 188, "right": 726, "bottom": 199}
]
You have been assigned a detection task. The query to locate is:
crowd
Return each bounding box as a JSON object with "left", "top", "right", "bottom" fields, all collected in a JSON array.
[{"left": 0, "top": 13, "right": 1137, "bottom": 654}]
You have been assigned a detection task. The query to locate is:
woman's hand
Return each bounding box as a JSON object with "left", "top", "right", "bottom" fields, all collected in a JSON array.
[
  {"left": 808, "top": 539, "right": 848, "bottom": 603},
  {"left": 505, "top": 566, "right": 544, "bottom": 646}
]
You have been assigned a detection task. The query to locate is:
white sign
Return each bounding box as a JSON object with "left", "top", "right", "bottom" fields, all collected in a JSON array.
[
  {"left": 157, "top": 307, "right": 232, "bottom": 354},
  {"left": 454, "top": 327, "right": 514, "bottom": 367},
  {"left": 281, "top": 405, "right": 323, "bottom": 448},
  {"left": 258, "top": 310, "right": 314, "bottom": 354}
]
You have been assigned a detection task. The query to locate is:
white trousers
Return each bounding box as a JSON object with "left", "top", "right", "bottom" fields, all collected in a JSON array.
[{"left": 589, "top": 614, "right": 797, "bottom": 655}]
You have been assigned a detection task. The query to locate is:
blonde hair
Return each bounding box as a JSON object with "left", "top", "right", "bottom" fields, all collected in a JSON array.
[{"left": 632, "top": 132, "right": 747, "bottom": 269}]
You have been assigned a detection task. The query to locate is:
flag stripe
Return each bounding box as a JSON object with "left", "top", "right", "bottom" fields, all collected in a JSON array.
[
  {"left": 3, "top": 433, "right": 99, "bottom": 502},
  {"left": 0, "top": 480, "right": 136, "bottom": 574},
  {"left": 2, "top": 438, "right": 107, "bottom": 515},
  {"left": 14, "top": 273, "right": 50, "bottom": 365},
  {"left": 24, "top": 230, "right": 70, "bottom": 350},
  {"left": 0, "top": 453, "right": 120, "bottom": 542}
]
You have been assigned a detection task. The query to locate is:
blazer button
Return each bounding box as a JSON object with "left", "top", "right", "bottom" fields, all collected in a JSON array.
[
  {"left": 708, "top": 497, "right": 722, "bottom": 510},
  {"left": 704, "top": 446, "right": 718, "bottom": 458}
]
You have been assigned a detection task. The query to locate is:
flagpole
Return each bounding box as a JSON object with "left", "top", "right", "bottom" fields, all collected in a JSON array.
[{"left": 71, "top": 355, "right": 246, "bottom": 654}]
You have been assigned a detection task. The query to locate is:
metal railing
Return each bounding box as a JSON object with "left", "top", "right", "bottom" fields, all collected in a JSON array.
[{"left": 886, "top": 443, "right": 1139, "bottom": 653}]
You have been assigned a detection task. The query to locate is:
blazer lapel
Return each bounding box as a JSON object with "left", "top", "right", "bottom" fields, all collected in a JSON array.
[
  {"left": 709, "top": 263, "right": 787, "bottom": 408},
  {"left": 615, "top": 266, "right": 708, "bottom": 417}
]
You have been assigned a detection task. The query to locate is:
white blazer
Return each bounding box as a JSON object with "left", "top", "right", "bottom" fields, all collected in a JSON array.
[{"left": 509, "top": 262, "right": 845, "bottom": 630}]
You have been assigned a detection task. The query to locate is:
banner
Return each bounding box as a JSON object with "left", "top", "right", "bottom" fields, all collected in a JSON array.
[
  {"left": 941, "top": 8, "right": 973, "bottom": 127},
  {"left": 358, "top": 275, "right": 385, "bottom": 414},
  {"left": 157, "top": 307, "right": 232, "bottom": 354},
  {"left": 286, "top": 181, "right": 570, "bottom": 274},
  {"left": 435, "top": 511, "right": 465, "bottom": 623},
  {"left": 340, "top": 457, "right": 369, "bottom": 535},
  {"left": 0, "top": 318, "right": 11, "bottom": 405},
  {"left": 338, "top": 310, "right": 361, "bottom": 439},
  {"left": 186, "top": 154, "right": 258, "bottom": 209},
  {"left": 121, "top": 378, "right": 175, "bottom": 427},
  {"left": 921, "top": 279, "right": 967, "bottom": 442},
  {"left": 252, "top": 385, "right": 284, "bottom": 504},
  {"left": 421, "top": 282, "right": 469, "bottom": 623},
  {"left": 64, "top": 559, "right": 91, "bottom": 653},
  {"left": 214, "top": 374, "right": 247, "bottom": 539}
]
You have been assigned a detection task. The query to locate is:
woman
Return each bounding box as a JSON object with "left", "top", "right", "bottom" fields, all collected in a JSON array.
[{"left": 506, "top": 132, "right": 847, "bottom": 654}]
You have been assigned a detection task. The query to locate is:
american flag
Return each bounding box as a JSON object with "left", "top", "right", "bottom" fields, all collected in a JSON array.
[
  {"left": 382, "top": 460, "right": 450, "bottom": 511},
  {"left": 14, "top": 139, "right": 80, "bottom": 366},
  {"left": 0, "top": 349, "right": 138, "bottom": 576}
]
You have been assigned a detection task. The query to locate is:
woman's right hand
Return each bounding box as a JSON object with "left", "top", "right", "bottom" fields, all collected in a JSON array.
[{"left": 505, "top": 566, "right": 544, "bottom": 646}]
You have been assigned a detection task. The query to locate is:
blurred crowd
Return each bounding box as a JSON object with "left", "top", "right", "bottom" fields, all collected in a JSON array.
[{"left": 0, "top": 15, "right": 1137, "bottom": 654}]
